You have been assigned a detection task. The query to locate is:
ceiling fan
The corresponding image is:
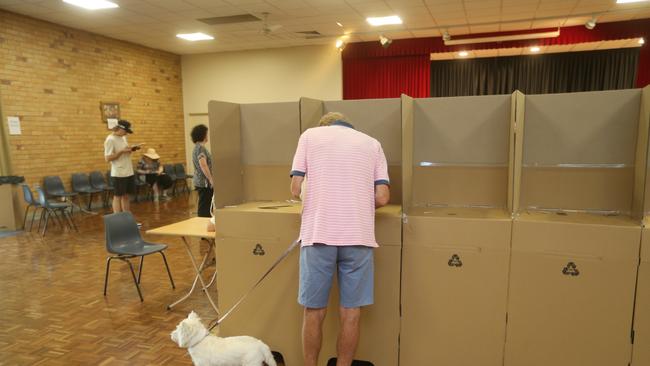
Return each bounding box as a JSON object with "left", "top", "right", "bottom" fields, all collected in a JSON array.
[{"left": 259, "top": 12, "right": 282, "bottom": 35}]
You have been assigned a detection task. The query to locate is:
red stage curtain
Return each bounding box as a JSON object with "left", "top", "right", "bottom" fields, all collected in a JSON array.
[
  {"left": 342, "top": 55, "right": 430, "bottom": 99},
  {"left": 342, "top": 18, "right": 650, "bottom": 99}
]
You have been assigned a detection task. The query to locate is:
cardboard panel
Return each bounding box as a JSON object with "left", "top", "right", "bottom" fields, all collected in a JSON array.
[
  {"left": 632, "top": 226, "right": 650, "bottom": 366},
  {"left": 323, "top": 98, "right": 401, "bottom": 165},
  {"left": 523, "top": 89, "right": 641, "bottom": 166},
  {"left": 412, "top": 166, "right": 508, "bottom": 208},
  {"left": 242, "top": 165, "right": 294, "bottom": 202},
  {"left": 240, "top": 102, "right": 300, "bottom": 165},
  {"left": 319, "top": 245, "right": 401, "bottom": 366},
  {"left": 299, "top": 97, "right": 323, "bottom": 132},
  {"left": 520, "top": 166, "right": 635, "bottom": 212},
  {"left": 639, "top": 86, "right": 650, "bottom": 217},
  {"left": 400, "top": 215, "right": 511, "bottom": 366},
  {"left": 214, "top": 204, "right": 302, "bottom": 365},
  {"left": 0, "top": 184, "right": 17, "bottom": 231},
  {"left": 387, "top": 165, "right": 402, "bottom": 205},
  {"left": 505, "top": 217, "right": 640, "bottom": 366},
  {"left": 402, "top": 94, "right": 414, "bottom": 212},
  {"left": 412, "top": 94, "right": 511, "bottom": 208},
  {"left": 209, "top": 100, "right": 242, "bottom": 207},
  {"left": 413, "top": 95, "right": 511, "bottom": 165},
  {"left": 510, "top": 91, "right": 525, "bottom": 213}
]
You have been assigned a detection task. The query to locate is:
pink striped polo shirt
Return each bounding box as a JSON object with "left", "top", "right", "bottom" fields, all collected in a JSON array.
[{"left": 291, "top": 121, "right": 390, "bottom": 247}]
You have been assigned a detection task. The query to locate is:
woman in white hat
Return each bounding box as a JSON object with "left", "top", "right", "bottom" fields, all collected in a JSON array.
[{"left": 136, "top": 148, "right": 173, "bottom": 202}]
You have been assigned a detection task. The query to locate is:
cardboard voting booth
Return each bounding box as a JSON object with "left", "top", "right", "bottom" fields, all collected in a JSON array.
[
  {"left": 400, "top": 93, "right": 515, "bottom": 366},
  {"left": 210, "top": 98, "right": 402, "bottom": 366},
  {"left": 300, "top": 97, "right": 402, "bottom": 366},
  {"left": 209, "top": 100, "right": 304, "bottom": 365},
  {"left": 505, "top": 88, "right": 649, "bottom": 366}
]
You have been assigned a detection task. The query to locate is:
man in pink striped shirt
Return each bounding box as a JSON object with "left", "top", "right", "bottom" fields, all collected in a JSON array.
[{"left": 290, "top": 112, "right": 390, "bottom": 366}]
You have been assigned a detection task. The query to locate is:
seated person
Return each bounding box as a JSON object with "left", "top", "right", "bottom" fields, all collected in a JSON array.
[{"left": 136, "top": 148, "right": 173, "bottom": 202}]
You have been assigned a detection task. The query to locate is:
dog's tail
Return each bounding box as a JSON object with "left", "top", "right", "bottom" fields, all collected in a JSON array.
[{"left": 262, "top": 346, "right": 277, "bottom": 366}]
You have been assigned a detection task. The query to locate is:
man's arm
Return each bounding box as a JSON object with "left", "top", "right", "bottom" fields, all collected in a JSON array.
[
  {"left": 291, "top": 176, "right": 304, "bottom": 199},
  {"left": 105, "top": 147, "right": 130, "bottom": 162},
  {"left": 375, "top": 184, "right": 390, "bottom": 208}
]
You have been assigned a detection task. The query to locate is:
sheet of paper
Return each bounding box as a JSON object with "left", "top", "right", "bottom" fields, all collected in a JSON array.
[
  {"left": 107, "top": 118, "right": 118, "bottom": 129},
  {"left": 8, "top": 116, "right": 21, "bottom": 135}
]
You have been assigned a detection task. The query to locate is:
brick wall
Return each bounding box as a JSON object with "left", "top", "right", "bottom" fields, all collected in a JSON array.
[{"left": 0, "top": 10, "right": 185, "bottom": 191}]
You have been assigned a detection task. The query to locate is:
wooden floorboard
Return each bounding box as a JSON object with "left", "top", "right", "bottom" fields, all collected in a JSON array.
[{"left": 0, "top": 193, "right": 223, "bottom": 365}]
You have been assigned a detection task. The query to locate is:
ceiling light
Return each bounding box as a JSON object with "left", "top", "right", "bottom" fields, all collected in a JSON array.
[
  {"left": 336, "top": 22, "right": 343, "bottom": 27},
  {"left": 62, "top": 0, "right": 118, "bottom": 10},
  {"left": 366, "top": 15, "right": 402, "bottom": 26},
  {"left": 442, "top": 31, "right": 451, "bottom": 42},
  {"left": 458, "top": 51, "right": 469, "bottom": 57},
  {"left": 176, "top": 33, "right": 214, "bottom": 41},
  {"left": 530, "top": 46, "right": 540, "bottom": 52},
  {"left": 585, "top": 17, "right": 597, "bottom": 30},
  {"left": 640, "top": 38, "right": 645, "bottom": 45},
  {"left": 335, "top": 39, "right": 346, "bottom": 51},
  {"left": 616, "top": 0, "right": 650, "bottom": 3},
  {"left": 379, "top": 35, "right": 392, "bottom": 48}
]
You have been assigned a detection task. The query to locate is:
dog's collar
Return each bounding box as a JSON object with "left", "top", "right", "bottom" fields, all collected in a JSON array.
[{"left": 187, "top": 329, "right": 210, "bottom": 348}]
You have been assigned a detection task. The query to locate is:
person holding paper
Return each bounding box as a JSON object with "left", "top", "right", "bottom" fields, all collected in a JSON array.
[
  {"left": 290, "top": 112, "right": 390, "bottom": 366},
  {"left": 104, "top": 119, "right": 139, "bottom": 214}
]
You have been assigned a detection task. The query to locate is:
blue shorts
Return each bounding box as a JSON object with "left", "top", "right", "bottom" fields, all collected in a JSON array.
[{"left": 298, "top": 244, "right": 374, "bottom": 309}]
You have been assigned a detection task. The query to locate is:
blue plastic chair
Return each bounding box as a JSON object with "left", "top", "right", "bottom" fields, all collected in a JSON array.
[
  {"left": 20, "top": 184, "right": 42, "bottom": 231},
  {"left": 103, "top": 212, "right": 175, "bottom": 301},
  {"left": 173, "top": 163, "right": 191, "bottom": 194},
  {"left": 72, "top": 173, "right": 103, "bottom": 211},
  {"left": 34, "top": 186, "right": 76, "bottom": 235},
  {"left": 90, "top": 171, "right": 113, "bottom": 207},
  {"left": 43, "top": 176, "right": 78, "bottom": 215}
]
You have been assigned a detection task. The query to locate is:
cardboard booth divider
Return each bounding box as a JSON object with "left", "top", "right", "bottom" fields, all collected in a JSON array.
[
  {"left": 632, "top": 85, "right": 650, "bottom": 366},
  {"left": 400, "top": 93, "right": 516, "bottom": 366},
  {"left": 506, "top": 88, "right": 650, "bottom": 366},
  {"left": 208, "top": 100, "right": 242, "bottom": 208},
  {"left": 633, "top": 224, "right": 650, "bottom": 366}
]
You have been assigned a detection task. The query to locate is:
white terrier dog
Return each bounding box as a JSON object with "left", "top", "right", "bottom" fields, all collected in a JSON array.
[{"left": 171, "top": 311, "right": 277, "bottom": 366}]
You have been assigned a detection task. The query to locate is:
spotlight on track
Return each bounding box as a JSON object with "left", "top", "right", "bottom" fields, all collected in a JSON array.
[
  {"left": 442, "top": 30, "right": 451, "bottom": 42},
  {"left": 379, "top": 34, "right": 392, "bottom": 48},
  {"left": 585, "top": 16, "right": 597, "bottom": 30},
  {"left": 335, "top": 38, "right": 346, "bottom": 51}
]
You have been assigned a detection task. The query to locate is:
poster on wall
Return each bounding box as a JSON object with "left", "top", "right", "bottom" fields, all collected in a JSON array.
[
  {"left": 100, "top": 102, "right": 120, "bottom": 122},
  {"left": 7, "top": 116, "right": 21, "bottom": 135}
]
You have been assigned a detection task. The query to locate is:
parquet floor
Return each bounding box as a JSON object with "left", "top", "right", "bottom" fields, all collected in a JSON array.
[{"left": 0, "top": 193, "right": 222, "bottom": 365}]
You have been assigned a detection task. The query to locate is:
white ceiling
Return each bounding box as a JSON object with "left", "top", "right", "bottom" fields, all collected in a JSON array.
[{"left": 0, "top": 0, "right": 649, "bottom": 54}]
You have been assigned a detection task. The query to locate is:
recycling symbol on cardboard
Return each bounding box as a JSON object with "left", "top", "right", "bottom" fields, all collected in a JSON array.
[
  {"left": 253, "top": 244, "right": 265, "bottom": 256},
  {"left": 448, "top": 254, "right": 463, "bottom": 267},
  {"left": 562, "top": 261, "right": 580, "bottom": 276}
]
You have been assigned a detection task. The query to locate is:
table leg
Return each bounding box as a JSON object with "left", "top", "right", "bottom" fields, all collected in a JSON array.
[
  {"left": 167, "top": 237, "right": 219, "bottom": 316},
  {"left": 167, "top": 249, "right": 209, "bottom": 309}
]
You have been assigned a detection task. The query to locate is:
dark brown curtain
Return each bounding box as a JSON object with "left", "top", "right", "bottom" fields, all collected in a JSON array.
[{"left": 430, "top": 48, "right": 639, "bottom": 97}]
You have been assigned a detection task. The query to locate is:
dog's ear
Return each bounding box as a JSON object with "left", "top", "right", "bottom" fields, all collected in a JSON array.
[
  {"left": 188, "top": 311, "right": 200, "bottom": 320},
  {"left": 172, "top": 322, "right": 190, "bottom": 348}
]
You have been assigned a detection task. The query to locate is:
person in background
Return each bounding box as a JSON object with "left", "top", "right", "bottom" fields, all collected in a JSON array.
[
  {"left": 191, "top": 124, "right": 213, "bottom": 218},
  {"left": 290, "top": 112, "right": 390, "bottom": 366},
  {"left": 136, "top": 148, "right": 172, "bottom": 202},
  {"left": 104, "top": 119, "right": 139, "bottom": 214}
]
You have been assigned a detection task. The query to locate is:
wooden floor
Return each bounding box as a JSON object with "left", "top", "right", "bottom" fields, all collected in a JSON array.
[{"left": 0, "top": 193, "right": 221, "bottom": 365}]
